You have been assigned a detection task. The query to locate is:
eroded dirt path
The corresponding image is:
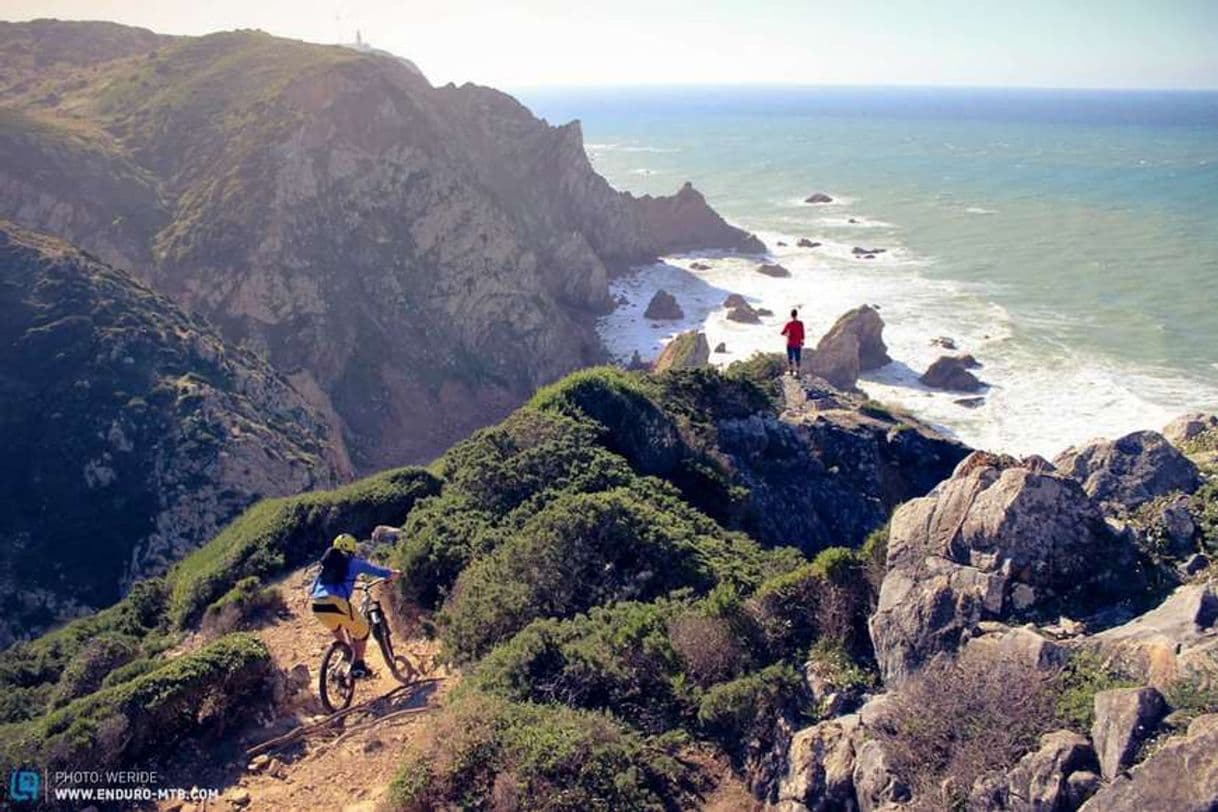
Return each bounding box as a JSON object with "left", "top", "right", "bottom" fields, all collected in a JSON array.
[{"left": 160, "top": 569, "right": 453, "bottom": 812}]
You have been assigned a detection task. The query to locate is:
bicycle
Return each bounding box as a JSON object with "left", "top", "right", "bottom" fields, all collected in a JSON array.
[{"left": 318, "top": 577, "right": 418, "bottom": 713}]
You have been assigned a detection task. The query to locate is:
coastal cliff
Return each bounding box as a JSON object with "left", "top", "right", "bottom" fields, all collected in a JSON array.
[{"left": 0, "top": 21, "right": 762, "bottom": 469}]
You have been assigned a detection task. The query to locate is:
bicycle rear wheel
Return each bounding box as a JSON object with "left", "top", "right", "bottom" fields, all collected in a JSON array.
[{"left": 319, "top": 640, "right": 355, "bottom": 713}]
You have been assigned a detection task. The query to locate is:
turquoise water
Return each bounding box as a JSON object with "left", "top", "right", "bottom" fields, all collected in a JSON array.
[{"left": 519, "top": 86, "right": 1218, "bottom": 455}]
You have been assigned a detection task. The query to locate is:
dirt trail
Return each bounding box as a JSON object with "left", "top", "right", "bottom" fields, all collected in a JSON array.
[{"left": 160, "top": 568, "right": 454, "bottom": 812}]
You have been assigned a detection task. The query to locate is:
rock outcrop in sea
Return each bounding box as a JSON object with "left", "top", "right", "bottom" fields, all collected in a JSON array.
[
  {"left": 920, "top": 354, "right": 985, "bottom": 391},
  {"left": 644, "top": 289, "right": 684, "bottom": 320}
]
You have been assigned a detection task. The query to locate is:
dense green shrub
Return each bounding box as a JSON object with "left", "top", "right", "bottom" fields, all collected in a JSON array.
[
  {"left": 1164, "top": 667, "right": 1218, "bottom": 726},
  {"left": 0, "top": 633, "right": 272, "bottom": 771},
  {"left": 0, "top": 578, "right": 168, "bottom": 721},
  {"left": 474, "top": 600, "right": 688, "bottom": 734},
  {"left": 724, "top": 352, "right": 786, "bottom": 403},
  {"left": 528, "top": 366, "right": 683, "bottom": 477},
  {"left": 697, "top": 663, "right": 802, "bottom": 754},
  {"left": 439, "top": 488, "right": 718, "bottom": 660},
  {"left": 394, "top": 409, "right": 639, "bottom": 610},
  {"left": 438, "top": 409, "right": 635, "bottom": 516},
  {"left": 50, "top": 633, "right": 141, "bottom": 706},
  {"left": 389, "top": 689, "right": 699, "bottom": 812},
  {"left": 1192, "top": 478, "right": 1218, "bottom": 556},
  {"left": 751, "top": 546, "right": 875, "bottom": 660},
  {"left": 167, "top": 465, "right": 440, "bottom": 627}
]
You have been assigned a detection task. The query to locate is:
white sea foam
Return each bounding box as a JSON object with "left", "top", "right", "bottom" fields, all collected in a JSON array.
[
  {"left": 965, "top": 207, "right": 999, "bottom": 215},
  {"left": 812, "top": 215, "right": 895, "bottom": 229},
  {"left": 587, "top": 143, "right": 679, "bottom": 153},
  {"left": 599, "top": 216, "right": 1218, "bottom": 458}
]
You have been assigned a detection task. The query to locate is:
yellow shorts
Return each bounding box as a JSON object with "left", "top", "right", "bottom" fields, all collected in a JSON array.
[{"left": 311, "top": 596, "right": 369, "bottom": 641}]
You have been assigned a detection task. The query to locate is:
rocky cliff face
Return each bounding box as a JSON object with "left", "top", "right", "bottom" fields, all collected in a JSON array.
[
  {"left": 0, "top": 22, "right": 762, "bottom": 470},
  {"left": 0, "top": 221, "right": 346, "bottom": 645}
]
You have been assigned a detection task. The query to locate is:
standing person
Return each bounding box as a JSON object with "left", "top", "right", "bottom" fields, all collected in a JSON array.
[
  {"left": 310, "top": 533, "right": 401, "bottom": 678},
  {"left": 780, "top": 309, "right": 805, "bottom": 377}
]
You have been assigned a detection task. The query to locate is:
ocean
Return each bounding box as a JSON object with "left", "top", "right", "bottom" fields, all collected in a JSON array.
[{"left": 517, "top": 86, "right": 1218, "bottom": 458}]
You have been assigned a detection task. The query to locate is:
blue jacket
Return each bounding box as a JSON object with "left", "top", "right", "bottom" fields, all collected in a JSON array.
[{"left": 310, "top": 556, "right": 393, "bottom": 601}]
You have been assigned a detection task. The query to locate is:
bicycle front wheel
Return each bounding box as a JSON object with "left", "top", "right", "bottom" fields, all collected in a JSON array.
[
  {"left": 374, "top": 624, "right": 417, "bottom": 685},
  {"left": 319, "top": 640, "right": 355, "bottom": 712}
]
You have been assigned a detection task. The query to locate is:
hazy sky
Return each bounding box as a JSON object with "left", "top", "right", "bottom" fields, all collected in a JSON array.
[{"left": 4, "top": 0, "right": 1217, "bottom": 89}]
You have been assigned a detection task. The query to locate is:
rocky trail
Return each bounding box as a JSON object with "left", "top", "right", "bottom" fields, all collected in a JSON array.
[{"left": 158, "top": 568, "right": 454, "bottom": 812}]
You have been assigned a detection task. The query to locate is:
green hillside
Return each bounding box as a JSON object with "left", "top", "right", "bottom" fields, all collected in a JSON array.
[{"left": 0, "top": 361, "right": 961, "bottom": 806}]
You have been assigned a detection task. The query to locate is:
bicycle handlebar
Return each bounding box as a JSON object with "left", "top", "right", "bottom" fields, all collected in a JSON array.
[{"left": 358, "top": 576, "right": 389, "bottom": 591}]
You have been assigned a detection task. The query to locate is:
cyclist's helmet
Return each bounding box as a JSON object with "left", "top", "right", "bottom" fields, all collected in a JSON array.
[{"left": 331, "top": 533, "right": 358, "bottom": 554}]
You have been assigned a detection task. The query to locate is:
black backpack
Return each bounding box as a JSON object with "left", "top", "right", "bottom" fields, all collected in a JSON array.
[{"left": 318, "top": 548, "right": 350, "bottom": 587}]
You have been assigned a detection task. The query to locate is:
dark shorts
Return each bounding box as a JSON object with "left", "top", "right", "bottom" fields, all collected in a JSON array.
[{"left": 787, "top": 346, "right": 802, "bottom": 364}]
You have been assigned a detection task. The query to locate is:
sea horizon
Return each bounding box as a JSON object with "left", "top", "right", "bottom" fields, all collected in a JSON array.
[{"left": 518, "top": 84, "right": 1218, "bottom": 457}]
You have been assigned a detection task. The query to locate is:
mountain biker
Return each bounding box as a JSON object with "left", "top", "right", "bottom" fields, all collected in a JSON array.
[
  {"left": 780, "top": 308, "right": 805, "bottom": 376},
  {"left": 310, "top": 533, "right": 401, "bottom": 679}
]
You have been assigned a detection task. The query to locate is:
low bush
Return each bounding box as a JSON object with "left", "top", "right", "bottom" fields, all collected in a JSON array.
[
  {"left": 50, "top": 633, "right": 141, "bottom": 707},
  {"left": 0, "top": 633, "right": 272, "bottom": 771},
  {"left": 1164, "top": 664, "right": 1218, "bottom": 726},
  {"left": 474, "top": 600, "right": 689, "bottom": 734},
  {"left": 0, "top": 578, "right": 168, "bottom": 722},
  {"left": 724, "top": 352, "right": 786, "bottom": 404},
  {"left": 750, "top": 546, "right": 875, "bottom": 661},
  {"left": 389, "top": 689, "right": 701, "bottom": 812},
  {"left": 439, "top": 487, "right": 718, "bottom": 661},
  {"left": 1192, "top": 478, "right": 1218, "bottom": 556},
  {"left": 167, "top": 465, "right": 440, "bottom": 627},
  {"left": 697, "top": 663, "right": 802, "bottom": 758},
  {"left": 395, "top": 409, "right": 638, "bottom": 610},
  {"left": 200, "top": 576, "right": 286, "bottom": 636},
  {"left": 875, "top": 650, "right": 1059, "bottom": 809},
  {"left": 528, "top": 366, "right": 683, "bottom": 478}
]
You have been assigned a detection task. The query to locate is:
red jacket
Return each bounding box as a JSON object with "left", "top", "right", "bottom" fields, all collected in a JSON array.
[{"left": 781, "top": 319, "right": 805, "bottom": 347}]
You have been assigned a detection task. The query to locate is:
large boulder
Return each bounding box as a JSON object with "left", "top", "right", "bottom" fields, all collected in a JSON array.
[
  {"left": 805, "top": 305, "right": 891, "bottom": 390},
  {"left": 772, "top": 714, "right": 862, "bottom": 812},
  {"left": 652, "top": 330, "right": 710, "bottom": 372},
  {"left": 643, "top": 289, "right": 684, "bottom": 320},
  {"left": 963, "top": 627, "right": 1069, "bottom": 674},
  {"left": 1084, "top": 583, "right": 1218, "bottom": 687},
  {"left": 805, "top": 193, "right": 834, "bottom": 204},
  {"left": 852, "top": 739, "right": 909, "bottom": 812},
  {"left": 870, "top": 452, "right": 1135, "bottom": 684},
  {"left": 1002, "top": 730, "right": 1099, "bottom": 812},
  {"left": 809, "top": 332, "right": 861, "bottom": 390},
  {"left": 772, "top": 695, "right": 903, "bottom": 812},
  {"left": 1091, "top": 687, "right": 1168, "bottom": 779},
  {"left": 1053, "top": 430, "right": 1201, "bottom": 511},
  {"left": 1080, "top": 714, "right": 1218, "bottom": 811},
  {"left": 920, "top": 355, "right": 984, "bottom": 392}
]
